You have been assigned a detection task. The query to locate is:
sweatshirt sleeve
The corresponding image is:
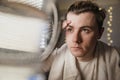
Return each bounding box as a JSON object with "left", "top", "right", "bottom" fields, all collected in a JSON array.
[
  {"left": 110, "top": 48, "right": 120, "bottom": 80},
  {"left": 39, "top": 48, "right": 58, "bottom": 73}
]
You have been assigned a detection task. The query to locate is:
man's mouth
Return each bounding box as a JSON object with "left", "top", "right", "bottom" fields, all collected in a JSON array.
[{"left": 71, "top": 46, "right": 82, "bottom": 49}]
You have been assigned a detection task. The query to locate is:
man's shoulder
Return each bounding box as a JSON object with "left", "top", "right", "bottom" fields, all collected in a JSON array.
[
  {"left": 97, "top": 41, "right": 120, "bottom": 63},
  {"left": 57, "top": 43, "right": 68, "bottom": 53},
  {"left": 53, "top": 44, "right": 68, "bottom": 61}
]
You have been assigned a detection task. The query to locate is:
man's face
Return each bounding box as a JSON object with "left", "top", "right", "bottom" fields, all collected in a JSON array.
[{"left": 65, "top": 12, "right": 103, "bottom": 60}]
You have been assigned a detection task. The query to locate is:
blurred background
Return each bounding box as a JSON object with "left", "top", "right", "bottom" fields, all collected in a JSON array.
[{"left": 0, "top": 0, "right": 119, "bottom": 80}]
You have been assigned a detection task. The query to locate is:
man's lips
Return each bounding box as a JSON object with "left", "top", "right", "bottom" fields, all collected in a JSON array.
[{"left": 71, "top": 46, "right": 82, "bottom": 49}]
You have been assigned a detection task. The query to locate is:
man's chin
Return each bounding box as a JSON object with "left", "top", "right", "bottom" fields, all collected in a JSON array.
[{"left": 71, "top": 51, "right": 85, "bottom": 57}]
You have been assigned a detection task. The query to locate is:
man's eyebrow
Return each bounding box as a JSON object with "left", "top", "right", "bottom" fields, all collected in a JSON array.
[
  {"left": 65, "top": 24, "right": 73, "bottom": 28},
  {"left": 80, "top": 26, "right": 95, "bottom": 29}
]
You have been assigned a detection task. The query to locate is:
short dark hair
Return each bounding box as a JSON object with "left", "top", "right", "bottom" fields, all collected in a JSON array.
[{"left": 67, "top": 1, "right": 106, "bottom": 30}]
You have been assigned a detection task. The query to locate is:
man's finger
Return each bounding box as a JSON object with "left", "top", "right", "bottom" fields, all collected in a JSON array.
[{"left": 62, "top": 20, "right": 71, "bottom": 29}]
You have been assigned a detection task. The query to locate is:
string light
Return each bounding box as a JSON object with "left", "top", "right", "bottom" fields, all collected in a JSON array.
[
  {"left": 107, "top": 33, "right": 111, "bottom": 37},
  {"left": 107, "top": 6, "right": 113, "bottom": 46}
]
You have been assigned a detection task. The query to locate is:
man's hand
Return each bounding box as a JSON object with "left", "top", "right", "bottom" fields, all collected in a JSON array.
[{"left": 62, "top": 20, "right": 71, "bottom": 29}]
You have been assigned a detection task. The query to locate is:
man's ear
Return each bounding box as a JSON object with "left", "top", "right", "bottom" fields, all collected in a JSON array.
[{"left": 97, "top": 27, "right": 104, "bottom": 39}]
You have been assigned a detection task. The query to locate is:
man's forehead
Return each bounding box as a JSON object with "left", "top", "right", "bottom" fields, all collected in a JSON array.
[
  {"left": 67, "top": 12, "right": 96, "bottom": 18},
  {"left": 67, "top": 12, "right": 96, "bottom": 25}
]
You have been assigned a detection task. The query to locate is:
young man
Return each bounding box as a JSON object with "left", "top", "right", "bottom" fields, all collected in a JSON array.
[{"left": 43, "top": 1, "right": 120, "bottom": 80}]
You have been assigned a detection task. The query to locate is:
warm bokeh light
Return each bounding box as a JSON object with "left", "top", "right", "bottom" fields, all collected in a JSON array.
[{"left": 107, "top": 6, "right": 113, "bottom": 45}]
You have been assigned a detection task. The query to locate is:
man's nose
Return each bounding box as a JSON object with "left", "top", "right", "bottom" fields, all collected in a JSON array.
[{"left": 72, "top": 31, "right": 82, "bottom": 43}]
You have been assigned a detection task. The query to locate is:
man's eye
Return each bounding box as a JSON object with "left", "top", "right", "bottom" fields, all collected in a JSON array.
[
  {"left": 65, "top": 27, "right": 73, "bottom": 32},
  {"left": 67, "top": 28, "right": 72, "bottom": 32},
  {"left": 82, "top": 29, "right": 90, "bottom": 33}
]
